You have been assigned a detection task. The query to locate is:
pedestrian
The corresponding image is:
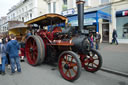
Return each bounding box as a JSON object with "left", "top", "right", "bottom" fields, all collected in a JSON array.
[
  {"left": 26, "top": 30, "right": 31, "bottom": 39},
  {"left": 6, "top": 34, "right": 21, "bottom": 74},
  {"left": 0, "top": 39, "right": 7, "bottom": 75},
  {"left": 19, "top": 37, "right": 25, "bottom": 62},
  {"left": 111, "top": 29, "right": 118, "bottom": 45},
  {"left": 89, "top": 34, "right": 94, "bottom": 48},
  {"left": 4, "top": 37, "right": 11, "bottom": 69},
  {"left": 95, "top": 32, "right": 101, "bottom": 50}
]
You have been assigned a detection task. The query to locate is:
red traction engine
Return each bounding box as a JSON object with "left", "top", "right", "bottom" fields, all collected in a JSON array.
[
  {"left": 25, "top": 23, "right": 102, "bottom": 82},
  {"left": 25, "top": 1, "right": 102, "bottom": 82}
]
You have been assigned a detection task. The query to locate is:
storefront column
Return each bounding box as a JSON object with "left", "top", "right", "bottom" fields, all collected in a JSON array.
[
  {"left": 99, "top": 19, "right": 103, "bottom": 43},
  {"left": 96, "top": 12, "right": 99, "bottom": 32},
  {"left": 109, "top": 6, "right": 116, "bottom": 43}
]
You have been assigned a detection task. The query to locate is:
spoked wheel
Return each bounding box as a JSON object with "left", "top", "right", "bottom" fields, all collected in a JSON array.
[
  {"left": 82, "top": 49, "right": 102, "bottom": 73},
  {"left": 25, "top": 35, "right": 44, "bottom": 66},
  {"left": 58, "top": 51, "right": 81, "bottom": 82}
]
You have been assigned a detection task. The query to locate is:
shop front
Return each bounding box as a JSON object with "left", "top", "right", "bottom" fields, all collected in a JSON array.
[
  {"left": 66, "top": 10, "right": 111, "bottom": 42},
  {"left": 116, "top": 10, "right": 128, "bottom": 43}
]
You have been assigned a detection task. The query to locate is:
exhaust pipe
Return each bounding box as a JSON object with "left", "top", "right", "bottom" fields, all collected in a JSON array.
[{"left": 76, "top": 0, "right": 85, "bottom": 33}]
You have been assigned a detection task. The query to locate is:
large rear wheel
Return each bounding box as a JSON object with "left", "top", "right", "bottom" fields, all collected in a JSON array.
[
  {"left": 25, "top": 35, "right": 44, "bottom": 66},
  {"left": 58, "top": 51, "right": 81, "bottom": 82}
]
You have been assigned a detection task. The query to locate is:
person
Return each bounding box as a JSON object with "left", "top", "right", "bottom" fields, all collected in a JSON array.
[
  {"left": 4, "top": 37, "right": 11, "bottom": 69},
  {"left": 26, "top": 30, "right": 31, "bottom": 39},
  {"left": 89, "top": 34, "right": 94, "bottom": 48},
  {"left": 19, "top": 36, "right": 25, "bottom": 62},
  {"left": 0, "top": 39, "right": 7, "bottom": 75},
  {"left": 111, "top": 29, "right": 118, "bottom": 45},
  {"left": 6, "top": 34, "right": 21, "bottom": 74},
  {"left": 95, "top": 32, "right": 101, "bottom": 50}
]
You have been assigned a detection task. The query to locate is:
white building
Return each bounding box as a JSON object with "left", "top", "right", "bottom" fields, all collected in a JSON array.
[
  {"left": 111, "top": 0, "right": 128, "bottom": 43},
  {"left": 0, "top": 16, "right": 8, "bottom": 33},
  {"left": 7, "top": 0, "right": 64, "bottom": 22}
]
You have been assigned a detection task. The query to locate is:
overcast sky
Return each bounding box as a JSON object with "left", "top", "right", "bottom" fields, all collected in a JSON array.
[{"left": 0, "top": 0, "right": 20, "bottom": 17}]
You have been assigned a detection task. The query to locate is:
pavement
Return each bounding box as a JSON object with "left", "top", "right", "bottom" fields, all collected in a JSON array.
[{"left": 97, "top": 43, "right": 128, "bottom": 77}]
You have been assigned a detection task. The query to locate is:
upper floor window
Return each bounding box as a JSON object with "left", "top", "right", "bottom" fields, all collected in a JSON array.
[
  {"left": 84, "top": 0, "right": 89, "bottom": 6},
  {"left": 101, "top": 0, "right": 109, "bottom": 4},
  {"left": 53, "top": 2, "right": 56, "bottom": 13},
  {"left": 62, "top": 0, "right": 67, "bottom": 11},
  {"left": 48, "top": 3, "right": 51, "bottom": 13},
  {"left": 63, "top": 0, "right": 67, "bottom": 5}
]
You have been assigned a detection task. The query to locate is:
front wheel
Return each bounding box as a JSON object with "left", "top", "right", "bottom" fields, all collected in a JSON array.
[
  {"left": 58, "top": 51, "right": 81, "bottom": 82},
  {"left": 82, "top": 49, "right": 103, "bottom": 73}
]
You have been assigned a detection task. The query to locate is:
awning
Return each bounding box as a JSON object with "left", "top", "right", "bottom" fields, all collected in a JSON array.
[{"left": 25, "top": 13, "right": 67, "bottom": 26}]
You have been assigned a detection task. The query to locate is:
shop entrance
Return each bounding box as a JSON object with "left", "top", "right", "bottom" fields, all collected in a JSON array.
[{"left": 102, "top": 23, "right": 109, "bottom": 42}]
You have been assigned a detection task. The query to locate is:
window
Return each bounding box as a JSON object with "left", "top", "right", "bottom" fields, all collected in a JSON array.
[
  {"left": 62, "top": 0, "right": 67, "bottom": 11},
  {"left": 53, "top": 2, "right": 56, "bottom": 13},
  {"left": 84, "top": 0, "right": 89, "bottom": 6},
  {"left": 123, "top": 23, "right": 128, "bottom": 38},
  {"left": 63, "top": 0, "right": 67, "bottom": 5},
  {"left": 30, "top": 13, "right": 32, "bottom": 19},
  {"left": 116, "top": 17, "right": 128, "bottom": 39},
  {"left": 101, "top": 0, "right": 109, "bottom": 4},
  {"left": 48, "top": 3, "right": 51, "bottom": 13}
]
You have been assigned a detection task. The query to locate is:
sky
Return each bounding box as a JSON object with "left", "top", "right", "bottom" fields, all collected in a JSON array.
[{"left": 0, "top": 0, "right": 20, "bottom": 17}]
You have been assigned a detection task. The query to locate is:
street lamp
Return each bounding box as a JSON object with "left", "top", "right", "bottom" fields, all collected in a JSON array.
[{"left": 76, "top": 0, "right": 85, "bottom": 33}]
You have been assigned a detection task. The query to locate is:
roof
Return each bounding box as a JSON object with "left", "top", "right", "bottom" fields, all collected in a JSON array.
[{"left": 25, "top": 13, "right": 67, "bottom": 26}]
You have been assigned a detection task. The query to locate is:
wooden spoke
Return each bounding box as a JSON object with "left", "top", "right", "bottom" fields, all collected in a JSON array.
[
  {"left": 70, "top": 63, "right": 77, "bottom": 67},
  {"left": 65, "top": 69, "right": 69, "bottom": 75},
  {"left": 68, "top": 70, "right": 72, "bottom": 78},
  {"left": 93, "top": 63, "right": 98, "bottom": 67},
  {"left": 72, "top": 67, "right": 77, "bottom": 74}
]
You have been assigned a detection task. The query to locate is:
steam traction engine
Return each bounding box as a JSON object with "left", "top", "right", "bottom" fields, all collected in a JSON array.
[{"left": 25, "top": 0, "right": 102, "bottom": 82}]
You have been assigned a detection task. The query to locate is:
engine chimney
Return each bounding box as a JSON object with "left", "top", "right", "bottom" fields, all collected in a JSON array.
[{"left": 76, "top": 0, "right": 85, "bottom": 33}]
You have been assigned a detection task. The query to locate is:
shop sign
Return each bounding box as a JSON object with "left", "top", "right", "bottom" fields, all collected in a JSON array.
[
  {"left": 68, "top": 18, "right": 96, "bottom": 26},
  {"left": 62, "top": 8, "right": 75, "bottom": 16},
  {"left": 122, "top": 10, "right": 128, "bottom": 16}
]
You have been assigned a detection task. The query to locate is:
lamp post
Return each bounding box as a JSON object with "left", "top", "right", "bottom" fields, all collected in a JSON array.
[{"left": 76, "top": 0, "right": 85, "bottom": 33}]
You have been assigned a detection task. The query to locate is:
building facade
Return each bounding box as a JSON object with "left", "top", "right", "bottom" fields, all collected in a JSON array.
[
  {"left": 0, "top": 16, "right": 8, "bottom": 33},
  {"left": 111, "top": 0, "right": 128, "bottom": 43},
  {"left": 7, "top": 0, "right": 64, "bottom": 22}
]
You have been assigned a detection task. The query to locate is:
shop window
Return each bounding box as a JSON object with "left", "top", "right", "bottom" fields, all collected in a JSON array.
[{"left": 123, "top": 23, "right": 128, "bottom": 38}]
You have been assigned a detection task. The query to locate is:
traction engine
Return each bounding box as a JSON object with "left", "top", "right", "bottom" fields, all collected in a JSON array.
[{"left": 25, "top": 0, "right": 102, "bottom": 82}]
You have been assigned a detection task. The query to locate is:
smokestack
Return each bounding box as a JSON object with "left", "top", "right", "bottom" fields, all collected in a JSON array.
[{"left": 76, "top": 0, "right": 85, "bottom": 33}]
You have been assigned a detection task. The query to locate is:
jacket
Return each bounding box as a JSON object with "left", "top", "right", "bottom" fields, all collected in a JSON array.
[
  {"left": 6, "top": 40, "right": 20, "bottom": 58},
  {"left": 0, "top": 43, "right": 6, "bottom": 58}
]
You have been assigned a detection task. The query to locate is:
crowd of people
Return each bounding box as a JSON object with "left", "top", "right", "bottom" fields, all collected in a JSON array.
[
  {"left": 89, "top": 32, "right": 101, "bottom": 50},
  {"left": 0, "top": 34, "right": 23, "bottom": 75}
]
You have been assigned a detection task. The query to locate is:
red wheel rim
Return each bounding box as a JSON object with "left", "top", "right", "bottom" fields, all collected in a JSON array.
[
  {"left": 83, "top": 52, "right": 100, "bottom": 71},
  {"left": 59, "top": 53, "right": 78, "bottom": 80},
  {"left": 25, "top": 37, "right": 38, "bottom": 65}
]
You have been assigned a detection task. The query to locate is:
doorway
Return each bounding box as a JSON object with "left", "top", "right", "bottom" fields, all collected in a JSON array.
[{"left": 102, "top": 24, "right": 109, "bottom": 42}]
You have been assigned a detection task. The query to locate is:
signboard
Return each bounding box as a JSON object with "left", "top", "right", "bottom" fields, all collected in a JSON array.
[
  {"left": 62, "top": 8, "right": 75, "bottom": 16},
  {"left": 116, "top": 10, "right": 128, "bottom": 17},
  {"left": 122, "top": 10, "right": 128, "bottom": 16}
]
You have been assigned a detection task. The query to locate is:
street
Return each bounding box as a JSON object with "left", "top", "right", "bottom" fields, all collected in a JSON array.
[
  {"left": 99, "top": 43, "right": 128, "bottom": 74},
  {"left": 0, "top": 61, "right": 128, "bottom": 85}
]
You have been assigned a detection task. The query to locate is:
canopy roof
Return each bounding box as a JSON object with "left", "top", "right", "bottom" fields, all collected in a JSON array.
[{"left": 25, "top": 13, "right": 67, "bottom": 26}]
